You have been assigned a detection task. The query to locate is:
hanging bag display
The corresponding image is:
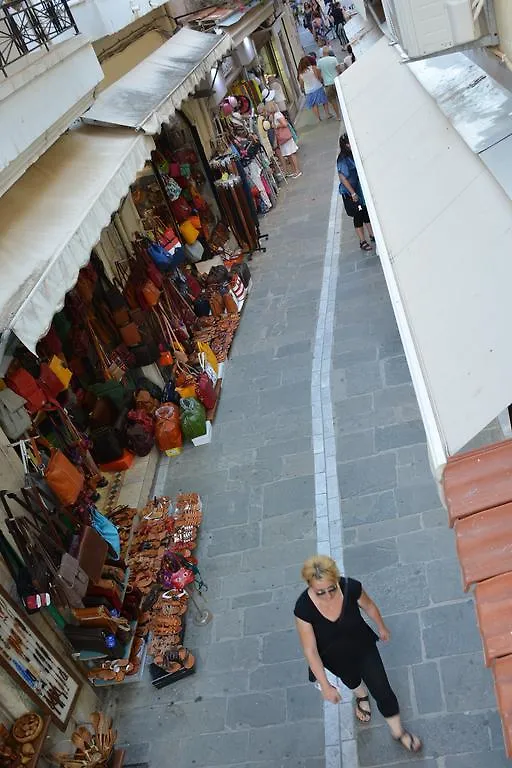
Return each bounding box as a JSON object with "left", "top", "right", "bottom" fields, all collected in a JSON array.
[
  {"left": 0, "top": 389, "right": 31, "bottom": 440},
  {"left": 7, "top": 368, "right": 47, "bottom": 415},
  {"left": 45, "top": 449, "right": 85, "bottom": 506},
  {"left": 119, "top": 322, "right": 142, "bottom": 347},
  {"left": 195, "top": 372, "right": 217, "bottom": 410},
  {"left": 91, "top": 508, "right": 120, "bottom": 559},
  {"left": 57, "top": 552, "right": 89, "bottom": 608},
  {"left": 38, "top": 362, "right": 66, "bottom": 398}
]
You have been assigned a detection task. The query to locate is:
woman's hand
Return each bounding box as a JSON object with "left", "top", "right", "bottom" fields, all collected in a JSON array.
[
  {"left": 321, "top": 684, "right": 342, "bottom": 704},
  {"left": 379, "top": 625, "right": 391, "bottom": 642},
  {"left": 351, "top": 192, "right": 359, "bottom": 202}
]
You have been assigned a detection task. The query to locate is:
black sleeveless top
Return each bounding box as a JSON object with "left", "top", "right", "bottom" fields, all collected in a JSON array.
[{"left": 294, "top": 578, "right": 378, "bottom": 675}]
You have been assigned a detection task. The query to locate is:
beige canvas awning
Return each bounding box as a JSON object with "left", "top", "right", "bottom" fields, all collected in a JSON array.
[
  {"left": 337, "top": 38, "right": 512, "bottom": 476},
  {"left": 0, "top": 126, "right": 154, "bottom": 353}
]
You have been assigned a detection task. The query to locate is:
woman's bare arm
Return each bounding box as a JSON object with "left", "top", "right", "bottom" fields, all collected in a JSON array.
[
  {"left": 338, "top": 171, "right": 357, "bottom": 198},
  {"left": 295, "top": 617, "right": 341, "bottom": 705},
  {"left": 358, "top": 590, "right": 390, "bottom": 641}
]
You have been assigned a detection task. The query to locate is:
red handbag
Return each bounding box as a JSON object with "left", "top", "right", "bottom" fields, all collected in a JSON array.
[
  {"left": 7, "top": 368, "right": 47, "bottom": 414},
  {"left": 195, "top": 372, "right": 217, "bottom": 410},
  {"left": 38, "top": 362, "right": 66, "bottom": 398},
  {"left": 169, "top": 196, "right": 192, "bottom": 223}
]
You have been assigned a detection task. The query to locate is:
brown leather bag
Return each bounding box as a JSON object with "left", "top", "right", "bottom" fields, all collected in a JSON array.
[
  {"left": 135, "top": 389, "right": 159, "bottom": 415},
  {"left": 72, "top": 605, "right": 122, "bottom": 632},
  {"left": 112, "top": 307, "right": 130, "bottom": 327},
  {"left": 77, "top": 526, "right": 108, "bottom": 583},
  {"left": 142, "top": 279, "right": 161, "bottom": 307},
  {"left": 119, "top": 322, "right": 142, "bottom": 346},
  {"left": 209, "top": 292, "right": 224, "bottom": 316},
  {"left": 45, "top": 450, "right": 84, "bottom": 506},
  {"left": 224, "top": 291, "right": 238, "bottom": 314}
]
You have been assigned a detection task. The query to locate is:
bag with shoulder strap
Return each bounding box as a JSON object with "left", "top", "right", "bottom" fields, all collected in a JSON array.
[{"left": 0, "top": 389, "right": 31, "bottom": 440}]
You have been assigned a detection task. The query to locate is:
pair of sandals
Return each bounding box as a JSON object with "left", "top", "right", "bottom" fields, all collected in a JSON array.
[
  {"left": 359, "top": 236, "right": 375, "bottom": 252},
  {"left": 355, "top": 696, "right": 422, "bottom": 753}
]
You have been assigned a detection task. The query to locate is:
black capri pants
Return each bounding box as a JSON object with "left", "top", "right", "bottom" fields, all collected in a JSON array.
[
  {"left": 332, "top": 645, "right": 399, "bottom": 719},
  {"left": 342, "top": 193, "right": 371, "bottom": 229}
]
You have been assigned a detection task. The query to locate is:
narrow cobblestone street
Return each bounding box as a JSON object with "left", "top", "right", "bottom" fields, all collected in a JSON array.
[{"left": 112, "top": 33, "right": 507, "bottom": 768}]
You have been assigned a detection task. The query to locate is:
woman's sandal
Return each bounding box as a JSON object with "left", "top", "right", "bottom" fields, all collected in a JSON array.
[
  {"left": 355, "top": 696, "right": 371, "bottom": 723},
  {"left": 393, "top": 731, "right": 422, "bottom": 753},
  {"left": 359, "top": 240, "right": 372, "bottom": 252}
]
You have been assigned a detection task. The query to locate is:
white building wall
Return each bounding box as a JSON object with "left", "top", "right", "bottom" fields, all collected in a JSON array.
[{"left": 69, "top": 0, "right": 172, "bottom": 41}]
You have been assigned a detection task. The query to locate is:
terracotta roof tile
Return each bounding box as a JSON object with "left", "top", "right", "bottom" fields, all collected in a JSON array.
[
  {"left": 475, "top": 573, "right": 512, "bottom": 666},
  {"left": 454, "top": 502, "right": 512, "bottom": 590},
  {"left": 444, "top": 439, "right": 512, "bottom": 527}
]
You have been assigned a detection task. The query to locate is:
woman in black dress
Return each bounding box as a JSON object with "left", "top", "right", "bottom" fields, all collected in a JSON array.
[{"left": 294, "top": 555, "right": 422, "bottom": 754}]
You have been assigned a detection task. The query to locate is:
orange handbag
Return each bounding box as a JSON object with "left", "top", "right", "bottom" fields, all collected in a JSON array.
[
  {"left": 45, "top": 449, "right": 84, "bottom": 506},
  {"left": 142, "top": 279, "right": 161, "bottom": 307}
]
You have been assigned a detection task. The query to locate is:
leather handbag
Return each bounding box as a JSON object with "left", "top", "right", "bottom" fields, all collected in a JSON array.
[
  {"left": 119, "top": 322, "right": 142, "bottom": 346},
  {"left": 90, "top": 426, "right": 124, "bottom": 465},
  {"left": 141, "top": 279, "right": 161, "bottom": 308},
  {"left": 89, "top": 396, "right": 119, "bottom": 428},
  {"left": 113, "top": 307, "right": 130, "bottom": 327},
  {"left": 224, "top": 290, "right": 238, "bottom": 314},
  {"left": 63, "top": 625, "right": 123, "bottom": 658},
  {"left": 57, "top": 553, "right": 89, "bottom": 608},
  {"left": 275, "top": 123, "right": 293, "bottom": 145},
  {"left": 7, "top": 368, "right": 47, "bottom": 415},
  {"left": 0, "top": 389, "right": 31, "bottom": 440},
  {"left": 209, "top": 292, "right": 224, "bottom": 317},
  {"left": 195, "top": 372, "right": 217, "bottom": 410},
  {"left": 72, "top": 606, "right": 121, "bottom": 633},
  {"left": 38, "top": 362, "right": 66, "bottom": 398},
  {"left": 76, "top": 525, "right": 108, "bottom": 583},
  {"left": 49, "top": 356, "right": 73, "bottom": 389},
  {"left": 129, "top": 342, "right": 159, "bottom": 367},
  {"left": 45, "top": 449, "right": 84, "bottom": 506}
]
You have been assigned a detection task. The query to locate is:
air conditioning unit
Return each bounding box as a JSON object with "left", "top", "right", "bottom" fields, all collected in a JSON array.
[{"left": 382, "top": 0, "right": 495, "bottom": 59}]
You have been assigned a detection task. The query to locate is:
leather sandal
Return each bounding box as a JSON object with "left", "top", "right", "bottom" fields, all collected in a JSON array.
[
  {"left": 393, "top": 731, "right": 422, "bottom": 753},
  {"left": 355, "top": 696, "right": 371, "bottom": 723}
]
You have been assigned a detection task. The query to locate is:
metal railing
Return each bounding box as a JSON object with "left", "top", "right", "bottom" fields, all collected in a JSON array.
[{"left": 0, "top": 0, "right": 78, "bottom": 76}]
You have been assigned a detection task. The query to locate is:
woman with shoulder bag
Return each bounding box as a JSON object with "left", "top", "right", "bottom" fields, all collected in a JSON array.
[
  {"left": 298, "top": 56, "right": 333, "bottom": 123},
  {"left": 294, "top": 555, "right": 423, "bottom": 755},
  {"left": 268, "top": 103, "right": 301, "bottom": 179}
]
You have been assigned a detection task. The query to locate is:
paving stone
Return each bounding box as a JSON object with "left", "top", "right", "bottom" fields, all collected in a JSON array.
[
  {"left": 421, "top": 506, "right": 448, "bottom": 528},
  {"left": 261, "top": 509, "right": 315, "bottom": 546},
  {"left": 422, "top": 601, "right": 482, "bottom": 658},
  {"left": 359, "top": 563, "right": 430, "bottom": 614},
  {"left": 378, "top": 339, "right": 405, "bottom": 359},
  {"left": 207, "top": 523, "right": 261, "bottom": 557},
  {"left": 332, "top": 347, "right": 378, "bottom": 369},
  {"left": 201, "top": 637, "right": 261, "bottom": 672},
  {"left": 178, "top": 731, "right": 249, "bottom": 767},
  {"left": 241, "top": 538, "right": 316, "bottom": 572},
  {"left": 286, "top": 683, "right": 322, "bottom": 721},
  {"left": 338, "top": 453, "right": 397, "bottom": 498},
  {"left": 344, "top": 539, "right": 398, "bottom": 575},
  {"left": 248, "top": 721, "right": 324, "bottom": 760},
  {"left": 221, "top": 567, "right": 286, "bottom": 598},
  {"left": 440, "top": 653, "right": 496, "bottom": 712},
  {"left": 214, "top": 608, "right": 243, "bottom": 640},
  {"left": 276, "top": 340, "right": 312, "bottom": 357},
  {"left": 226, "top": 691, "right": 287, "bottom": 728},
  {"left": 395, "top": 482, "right": 442, "bottom": 516},
  {"left": 355, "top": 513, "right": 422, "bottom": 544},
  {"left": 383, "top": 355, "right": 411, "bottom": 385},
  {"left": 262, "top": 629, "right": 303, "bottom": 663},
  {"left": 358, "top": 713, "right": 491, "bottom": 766},
  {"left": 231, "top": 591, "right": 273, "bottom": 609},
  {"left": 375, "top": 420, "right": 426, "bottom": 451},
  {"left": 444, "top": 751, "right": 508, "bottom": 768},
  {"left": 263, "top": 477, "right": 315, "bottom": 517},
  {"left": 379, "top": 612, "right": 423, "bottom": 668},
  {"left": 117, "top": 700, "right": 226, "bottom": 741},
  {"left": 340, "top": 490, "right": 397, "bottom": 527},
  {"left": 258, "top": 381, "right": 311, "bottom": 416},
  {"left": 397, "top": 527, "right": 457, "bottom": 563},
  {"left": 412, "top": 662, "right": 444, "bottom": 714},
  {"left": 249, "top": 659, "right": 308, "bottom": 691},
  {"left": 281, "top": 451, "right": 314, "bottom": 478},
  {"left": 426, "top": 558, "right": 465, "bottom": 603},
  {"left": 345, "top": 361, "right": 383, "bottom": 396},
  {"left": 203, "top": 493, "right": 250, "bottom": 529},
  {"left": 244, "top": 602, "right": 296, "bottom": 635},
  {"left": 336, "top": 429, "right": 375, "bottom": 462},
  {"left": 117, "top": 742, "right": 150, "bottom": 765}
]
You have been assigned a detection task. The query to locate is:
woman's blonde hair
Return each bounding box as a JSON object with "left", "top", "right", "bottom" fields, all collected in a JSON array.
[{"left": 301, "top": 555, "right": 340, "bottom": 585}]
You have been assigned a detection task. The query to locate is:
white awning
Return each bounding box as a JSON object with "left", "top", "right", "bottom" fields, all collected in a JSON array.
[
  {"left": 84, "top": 28, "right": 232, "bottom": 134},
  {"left": 0, "top": 126, "right": 154, "bottom": 354},
  {"left": 336, "top": 38, "right": 512, "bottom": 476}
]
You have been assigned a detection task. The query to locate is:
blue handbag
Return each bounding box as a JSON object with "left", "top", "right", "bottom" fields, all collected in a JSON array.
[
  {"left": 148, "top": 242, "right": 173, "bottom": 272},
  {"left": 91, "top": 508, "right": 120, "bottom": 559}
]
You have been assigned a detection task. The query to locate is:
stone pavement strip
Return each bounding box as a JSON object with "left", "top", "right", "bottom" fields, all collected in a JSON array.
[{"left": 110, "top": 81, "right": 507, "bottom": 768}]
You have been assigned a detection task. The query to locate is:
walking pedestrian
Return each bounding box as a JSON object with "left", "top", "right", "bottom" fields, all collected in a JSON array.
[
  {"left": 294, "top": 555, "right": 423, "bottom": 754},
  {"left": 337, "top": 133, "right": 374, "bottom": 250},
  {"left": 312, "top": 12, "right": 329, "bottom": 45},
  {"left": 329, "top": 1, "right": 348, "bottom": 46},
  {"left": 343, "top": 44, "right": 356, "bottom": 69},
  {"left": 317, "top": 45, "right": 342, "bottom": 120},
  {"left": 267, "top": 103, "right": 301, "bottom": 178},
  {"left": 303, "top": 0, "right": 313, "bottom": 32},
  {"left": 297, "top": 56, "right": 333, "bottom": 123}
]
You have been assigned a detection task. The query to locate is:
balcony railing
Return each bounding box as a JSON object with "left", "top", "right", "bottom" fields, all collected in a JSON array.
[{"left": 0, "top": 0, "right": 78, "bottom": 76}]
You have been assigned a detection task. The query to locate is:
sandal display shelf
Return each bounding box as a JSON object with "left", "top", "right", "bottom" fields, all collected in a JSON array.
[{"left": 92, "top": 632, "right": 152, "bottom": 687}]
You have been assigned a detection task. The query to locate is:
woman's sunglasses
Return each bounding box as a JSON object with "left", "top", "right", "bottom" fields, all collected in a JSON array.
[{"left": 315, "top": 585, "right": 337, "bottom": 596}]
